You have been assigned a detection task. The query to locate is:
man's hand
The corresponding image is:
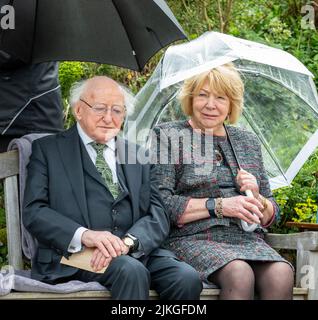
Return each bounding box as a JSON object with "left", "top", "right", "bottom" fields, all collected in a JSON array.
[
  {"left": 81, "top": 230, "right": 126, "bottom": 258},
  {"left": 121, "top": 244, "right": 130, "bottom": 255},
  {"left": 90, "top": 242, "right": 129, "bottom": 272},
  {"left": 90, "top": 248, "right": 113, "bottom": 272}
]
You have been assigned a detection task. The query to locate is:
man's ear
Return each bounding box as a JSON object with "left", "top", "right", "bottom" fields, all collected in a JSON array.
[{"left": 73, "top": 103, "right": 82, "bottom": 121}]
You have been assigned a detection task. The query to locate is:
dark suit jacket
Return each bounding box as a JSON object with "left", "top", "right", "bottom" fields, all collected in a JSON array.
[{"left": 23, "top": 125, "right": 173, "bottom": 282}]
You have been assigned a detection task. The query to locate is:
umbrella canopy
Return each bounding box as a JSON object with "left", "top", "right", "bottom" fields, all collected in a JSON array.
[
  {"left": 0, "top": 0, "right": 186, "bottom": 71},
  {"left": 125, "top": 31, "right": 318, "bottom": 190}
]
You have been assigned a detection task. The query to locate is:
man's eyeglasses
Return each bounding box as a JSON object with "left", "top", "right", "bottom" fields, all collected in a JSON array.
[{"left": 79, "top": 98, "right": 125, "bottom": 117}]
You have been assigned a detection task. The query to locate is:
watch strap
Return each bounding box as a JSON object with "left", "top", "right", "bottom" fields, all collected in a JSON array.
[
  {"left": 206, "top": 198, "right": 216, "bottom": 218},
  {"left": 125, "top": 233, "right": 139, "bottom": 253}
]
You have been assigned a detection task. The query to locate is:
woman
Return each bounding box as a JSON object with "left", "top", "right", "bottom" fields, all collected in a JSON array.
[{"left": 151, "top": 63, "right": 294, "bottom": 300}]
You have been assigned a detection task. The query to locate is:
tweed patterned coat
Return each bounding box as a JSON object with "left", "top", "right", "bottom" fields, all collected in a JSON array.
[{"left": 151, "top": 120, "right": 289, "bottom": 281}]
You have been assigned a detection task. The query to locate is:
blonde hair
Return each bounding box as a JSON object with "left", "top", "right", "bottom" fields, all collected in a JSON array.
[{"left": 179, "top": 63, "right": 244, "bottom": 124}]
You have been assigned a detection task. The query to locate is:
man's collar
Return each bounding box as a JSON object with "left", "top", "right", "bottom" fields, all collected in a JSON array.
[{"left": 76, "top": 122, "right": 116, "bottom": 151}]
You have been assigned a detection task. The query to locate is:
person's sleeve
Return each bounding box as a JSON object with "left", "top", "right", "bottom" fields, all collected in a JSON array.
[
  {"left": 23, "top": 140, "right": 84, "bottom": 256},
  {"left": 254, "top": 137, "right": 280, "bottom": 228},
  {"left": 149, "top": 127, "right": 190, "bottom": 227},
  {"left": 125, "top": 162, "right": 170, "bottom": 258}
]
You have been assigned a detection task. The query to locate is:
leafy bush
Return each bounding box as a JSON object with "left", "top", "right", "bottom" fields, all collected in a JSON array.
[{"left": 270, "top": 149, "right": 318, "bottom": 233}]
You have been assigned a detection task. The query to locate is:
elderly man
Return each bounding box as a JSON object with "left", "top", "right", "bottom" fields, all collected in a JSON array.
[{"left": 23, "top": 76, "right": 202, "bottom": 300}]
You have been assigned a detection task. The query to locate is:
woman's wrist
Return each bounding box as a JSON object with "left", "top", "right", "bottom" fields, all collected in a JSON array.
[
  {"left": 258, "top": 196, "right": 275, "bottom": 227},
  {"left": 257, "top": 195, "right": 268, "bottom": 213}
]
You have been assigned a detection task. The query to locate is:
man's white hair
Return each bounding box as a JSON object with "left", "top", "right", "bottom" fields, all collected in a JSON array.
[{"left": 69, "top": 78, "right": 135, "bottom": 116}]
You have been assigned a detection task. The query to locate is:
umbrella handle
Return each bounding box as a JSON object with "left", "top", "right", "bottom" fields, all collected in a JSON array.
[{"left": 240, "top": 189, "right": 259, "bottom": 232}]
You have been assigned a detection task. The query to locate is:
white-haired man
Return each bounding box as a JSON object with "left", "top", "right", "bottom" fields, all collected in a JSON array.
[{"left": 23, "top": 76, "right": 202, "bottom": 300}]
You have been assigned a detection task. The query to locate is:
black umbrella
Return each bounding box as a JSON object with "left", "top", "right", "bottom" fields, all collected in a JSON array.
[{"left": 0, "top": 0, "right": 187, "bottom": 71}]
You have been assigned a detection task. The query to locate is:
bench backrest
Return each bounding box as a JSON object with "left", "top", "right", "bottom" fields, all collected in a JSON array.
[{"left": 0, "top": 150, "right": 23, "bottom": 269}]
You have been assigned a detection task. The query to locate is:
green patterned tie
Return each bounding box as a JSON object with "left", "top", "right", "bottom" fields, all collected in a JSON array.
[{"left": 90, "top": 142, "right": 119, "bottom": 198}]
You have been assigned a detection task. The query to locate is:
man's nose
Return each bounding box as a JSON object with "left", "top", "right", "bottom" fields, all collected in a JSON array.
[{"left": 102, "top": 110, "right": 113, "bottom": 122}]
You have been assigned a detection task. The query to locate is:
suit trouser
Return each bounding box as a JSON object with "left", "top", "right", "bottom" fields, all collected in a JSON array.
[{"left": 73, "top": 255, "right": 202, "bottom": 300}]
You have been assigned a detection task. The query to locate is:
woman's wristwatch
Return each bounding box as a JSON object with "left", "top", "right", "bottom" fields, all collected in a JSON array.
[
  {"left": 206, "top": 198, "right": 216, "bottom": 217},
  {"left": 206, "top": 198, "right": 223, "bottom": 218}
]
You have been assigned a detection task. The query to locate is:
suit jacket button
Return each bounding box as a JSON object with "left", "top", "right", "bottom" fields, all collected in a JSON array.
[{"left": 113, "top": 226, "right": 118, "bottom": 232}]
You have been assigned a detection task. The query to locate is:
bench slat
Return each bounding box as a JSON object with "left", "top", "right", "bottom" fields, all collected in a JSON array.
[
  {"left": 0, "top": 150, "right": 19, "bottom": 179},
  {"left": 265, "top": 232, "right": 318, "bottom": 251},
  {"left": 0, "top": 288, "right": 307, "bottom": 300},
  {"left": 4, "top": 175, "right": 23, "bottom": 270}
]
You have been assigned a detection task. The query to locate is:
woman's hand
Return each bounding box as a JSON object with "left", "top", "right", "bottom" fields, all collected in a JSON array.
[
  {"left": 222, "top": 195, "right": 264, "bottom": 224},
  {"left": 236, "top": 169, "right": 260, "bottom": 199}
]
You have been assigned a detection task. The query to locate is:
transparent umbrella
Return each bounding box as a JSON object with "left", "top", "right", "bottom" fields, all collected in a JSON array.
[{"left": 125, "top": 31, "right": 318, "bottom": 191}]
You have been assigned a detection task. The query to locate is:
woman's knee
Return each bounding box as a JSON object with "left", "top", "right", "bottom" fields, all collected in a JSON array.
[
  {"left": 255, "top": 262, "right": 294, "bottom": 299},
  {"left": 209, "top": 260, "right": 255, "bottom": 299},
  {"left": 262, "top": 262, "right": 294, "bottom": 287},
  {"left": 214, "top": 260, "right": 255, "bottom": 288}
]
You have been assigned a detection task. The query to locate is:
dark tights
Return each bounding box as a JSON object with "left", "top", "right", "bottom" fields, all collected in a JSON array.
[{"left": 208, "top": 260, "right": 294, "bottom": 300}]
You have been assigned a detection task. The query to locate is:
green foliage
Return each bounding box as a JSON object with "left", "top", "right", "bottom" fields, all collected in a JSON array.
[
  {"left": 293, "top": 198, "right": 318, "bottom": 223},
  {"left": 270, "top": 149, "right": 318, "bottom": 233},
  {"left": 58, "top": 62, "right": 85, "bottom": 100}
]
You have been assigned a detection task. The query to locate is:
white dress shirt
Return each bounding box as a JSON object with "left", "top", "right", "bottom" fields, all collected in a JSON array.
[{"left": 67, "top": 123, "right": 118, "bottom": 253}]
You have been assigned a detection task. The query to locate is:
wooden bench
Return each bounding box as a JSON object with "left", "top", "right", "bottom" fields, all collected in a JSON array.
[{"left": 0, "top": 150, "right": 317, "bottom": 300}]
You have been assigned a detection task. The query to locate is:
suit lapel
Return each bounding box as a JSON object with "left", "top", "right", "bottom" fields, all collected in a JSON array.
[
  {"left": 116, "top": 137, "right": 141, "bottom": 221},
  {"left": 57, "top": 126, "right": 91, "bottom": 228},
  {"left": 116, "top": 161, "right": 129, "bottom": 193}
]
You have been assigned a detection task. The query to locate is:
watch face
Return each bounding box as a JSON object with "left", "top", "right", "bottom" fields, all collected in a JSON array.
[
  {"left": 206, "top": 199, "right": 215, "bottom": 211},
  {"left": 124, "top": 237, "right": 134, "bottom": 247}
]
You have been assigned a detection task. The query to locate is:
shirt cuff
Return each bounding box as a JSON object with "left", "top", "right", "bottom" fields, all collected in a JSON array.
[{"left": 68, "top": 227, "right": 88, "bottom": 253}]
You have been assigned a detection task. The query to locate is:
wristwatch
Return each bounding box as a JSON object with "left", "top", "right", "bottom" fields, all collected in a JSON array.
[
  {"left": 123, "top": 233, "right": 139, "bottom": 253},
  {"left": 206, "top": 198, "right": 216, "bottom": 218}
]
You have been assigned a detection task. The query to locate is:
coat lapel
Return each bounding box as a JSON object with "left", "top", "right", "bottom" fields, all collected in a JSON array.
[
  {"left": 218, "top": 126, "right": 242, "bottom": 189},
  {"left": 57, "top": 126, "right": 91, "bottom": 228}
]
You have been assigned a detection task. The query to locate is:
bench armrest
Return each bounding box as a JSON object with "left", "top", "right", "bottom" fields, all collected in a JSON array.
[{"left": 265, "top": 232, "right": 318, "bottom": 251}]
